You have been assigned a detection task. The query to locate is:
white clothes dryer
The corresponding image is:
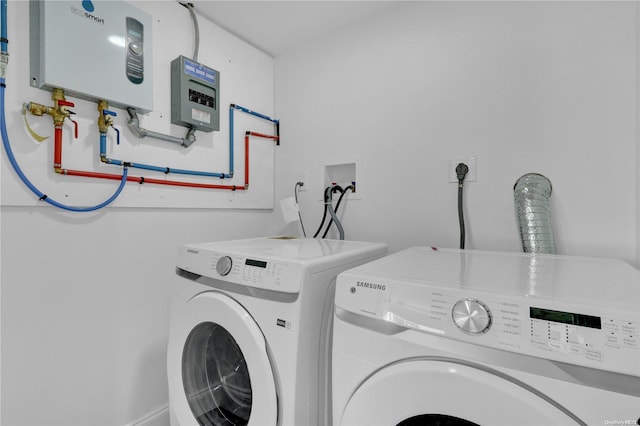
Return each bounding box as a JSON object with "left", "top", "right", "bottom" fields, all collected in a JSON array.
[
  {"left": 333, "top": 247, "right": 640, "bottom": 426},
  {"left": 168, "top": 237, "right": 386, "bottom": 426}
]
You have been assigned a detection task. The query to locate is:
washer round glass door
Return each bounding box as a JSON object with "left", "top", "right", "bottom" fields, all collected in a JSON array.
[
  {"left": 338, "top": 360, "right": 581, "bottom": 426},
  {"left": 182, "top": 322, "right": 252, "bottom": 424},
  {"left": 168, "top": 292, "right": 278, "bottom": 426}
]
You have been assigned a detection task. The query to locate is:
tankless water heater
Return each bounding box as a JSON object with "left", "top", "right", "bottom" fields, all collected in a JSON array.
[{"left": 30, "top": 0, "right": 153, "bottom": 112}]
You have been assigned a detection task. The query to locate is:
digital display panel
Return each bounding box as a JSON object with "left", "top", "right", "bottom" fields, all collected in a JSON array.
[
  {"left": 530, "top": 307, "right": 601, "bottom": 329},
  {"left": 246, "top": 259, "right": 267, "bottom": 268}
]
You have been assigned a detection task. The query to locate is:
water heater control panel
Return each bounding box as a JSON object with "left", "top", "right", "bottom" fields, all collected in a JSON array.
[{"left": 125, "top": 16, "right": 145, "bottom": 85}]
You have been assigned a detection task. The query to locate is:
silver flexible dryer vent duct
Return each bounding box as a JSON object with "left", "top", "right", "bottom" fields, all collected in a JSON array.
[{"left": 513, "top": 173, "right": 556, "bottom": 254}]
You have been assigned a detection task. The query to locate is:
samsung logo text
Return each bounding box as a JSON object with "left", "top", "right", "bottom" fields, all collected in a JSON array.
[{"left": 356, "top": 281, "right": 386, "bottom": 291}]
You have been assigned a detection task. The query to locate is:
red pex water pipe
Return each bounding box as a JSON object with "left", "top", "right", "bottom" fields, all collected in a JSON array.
[
  {"left": 53, "top": 124, "right": 248, "bottom": 190},
  {"left": 53, "top": 125, "right": 62, "bottom": 170},
  {"left": 51, "top": 109, "right": 278, "bottom": 192},
  {"left": 62, "top": 168, "right": 244, "bottom": 190},
  {"left": 244, "top": 131, "right": 280, "bottom": 188}
]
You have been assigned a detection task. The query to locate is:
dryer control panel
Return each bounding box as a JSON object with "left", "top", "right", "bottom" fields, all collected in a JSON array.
[
  {"left": 337, "top": 275, "right": 639, "bottom": 377},
  {"left": 335, "top": 247, "right": 640, "bottom": 377}
]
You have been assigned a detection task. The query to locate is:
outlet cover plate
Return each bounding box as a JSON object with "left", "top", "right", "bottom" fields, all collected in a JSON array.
[{"left": 449, "top": 157, "right": 477, "bottom": 182}]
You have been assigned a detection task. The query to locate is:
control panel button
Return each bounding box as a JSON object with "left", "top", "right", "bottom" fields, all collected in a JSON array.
[
  {"left": 129, "top": 42, "right": 143, "bottom": 56},
  {"left": 452, "top": 298, "right": 492, "bottom": 335},
  {"left": 216, "top": 256, "right": 233, "bottom": 276}
]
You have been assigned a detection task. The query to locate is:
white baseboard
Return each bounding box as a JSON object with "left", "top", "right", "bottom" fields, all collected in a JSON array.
[{"left": 129, "top": 405, "right": 170, "bottom": 426}]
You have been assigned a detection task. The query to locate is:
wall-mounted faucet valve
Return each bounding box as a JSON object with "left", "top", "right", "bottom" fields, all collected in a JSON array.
[
  {"left": 98, "top": 100, "right": 120, "bottom": 145},
  {"left": 24, "top": 88, "right": 76, "bottom": 129}
]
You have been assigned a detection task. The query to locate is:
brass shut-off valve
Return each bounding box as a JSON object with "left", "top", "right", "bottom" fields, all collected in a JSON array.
[
  {"left": 23, "top": 88, "right": 78, "bottom": 136},
  {"left": 97, "top": 100, "right": 120, "bottom": 145}
]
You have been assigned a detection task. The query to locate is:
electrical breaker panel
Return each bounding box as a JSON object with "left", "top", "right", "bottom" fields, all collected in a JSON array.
[
  {"left": 30, "top": 0, "right": 153, "bottom": 112},
  {"left": 171, "top": 55, "right": 220, "bottom": 132}
]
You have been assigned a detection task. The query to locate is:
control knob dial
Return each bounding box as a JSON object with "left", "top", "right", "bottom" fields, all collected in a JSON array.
[
  {"left": 452, "top": 298, "right": 492, "bottom": 335},
  {"left": 216, "top": 256, "right": 233, "bottom": 276},
  {"left": 128, "top": 41, "right": 143, "bottom": 56}
]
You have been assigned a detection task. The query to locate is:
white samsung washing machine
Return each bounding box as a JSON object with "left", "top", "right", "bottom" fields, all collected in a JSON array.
[
  {"left": 168, "top": 237, "right": 387, "bottom": 426},
  {"left": 333, "top": 247, "right": 640, "bottom": 426}
]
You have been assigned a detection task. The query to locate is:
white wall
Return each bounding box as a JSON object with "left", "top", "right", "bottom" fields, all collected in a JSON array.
[
  {"left": 274, "top": 1, "right": 638, "bottom": 265},
  {"left": 1, "top": 2, "right": 277, "bottom": 425},
  {"left": 1, "top": 208, "right": 273, "bottom": 426},
  {"left": 636, "top": 3, "right": 640, "bottom": 267}
]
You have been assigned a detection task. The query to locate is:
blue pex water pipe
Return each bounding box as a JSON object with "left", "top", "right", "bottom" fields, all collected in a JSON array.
[
  {"left": 1, "top": 0, "right": 7, "bottom": 53},
  {"left": 0, "top": 86, "right": 128, "bottom": 211},
  {"left": 100, "top": 104, "right": 279, "bottom": 179},
  {"left": 231, "top": 103, "right": 280, "bottom": 125},
  {"left": 100, "top": 133, "right": 229, "bottom": 178},
  {"left": 0, "top": 0, "right": 128, "bottom": 212}
]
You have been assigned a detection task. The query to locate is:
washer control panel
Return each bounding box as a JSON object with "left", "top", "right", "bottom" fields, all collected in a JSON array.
[
  {"left": 215, "top": 256, "right": 233, "bottom": 276},
  {"left": 212, "top": 253, "right": 298, "bottom": 292},
  {"left": 178, "top": 246, "right": 302, "bottom": 293},
  {"left": 337, "top": 277, "right": 640, "bottom": 377}
]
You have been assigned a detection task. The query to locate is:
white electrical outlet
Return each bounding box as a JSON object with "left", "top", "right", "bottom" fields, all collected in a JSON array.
[
  {"left": 295, "top": 173, "right": 307, "bottom": 191},
  {"left": 449, "top": 157, "right": 477, "bottom": 182}
]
